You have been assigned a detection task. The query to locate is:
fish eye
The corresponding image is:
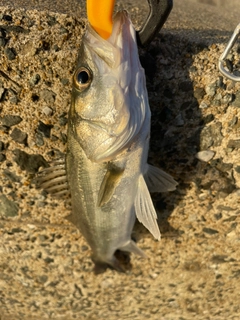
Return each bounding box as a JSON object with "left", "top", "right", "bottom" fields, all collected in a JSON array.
[{"left": 73, "top": 67, "right": 92, "bottom": 91}]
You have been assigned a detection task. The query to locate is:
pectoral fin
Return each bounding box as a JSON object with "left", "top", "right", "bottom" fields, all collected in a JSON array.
[
  {"left": 98, "top": 166, "right": 124, "bottom": 207},
  {"left": 144, "top": 164, "right": 178, "bottom": 193},
  {"left": 135, "top": 175, "right": 161, "bottom": 240},
  {"left": 36, "top": 157, "right": 70, "bottom": 197}
]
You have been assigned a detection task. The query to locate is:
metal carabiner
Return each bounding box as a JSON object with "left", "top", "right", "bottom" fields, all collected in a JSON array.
[
  {"left": 137, "top": 0, "right": 173, "bottom": 47},
  {"left": 219, "top": 23, "right": 240, "bottom": 82}
]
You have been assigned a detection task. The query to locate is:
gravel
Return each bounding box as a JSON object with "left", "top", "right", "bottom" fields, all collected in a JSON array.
[
  {"left": 0, "top": 194, "right": 19, "bottom": 216},
  {"left": 0, "top": 140, "right": 4, "bottom": 151},
  {"left": 0, "top": 3, "right": 240, "bottom": 320},
  {"left": 0, "top": 153, "right": 6, "bottom": 162},
  {"left": 233, "top": 91, "right": 240, "bottom": 107},
  {"left": 0, "top": 115, "right": 22, "bottom": 127},
  {"left": 10, "top": 127, "right": 28, "bottom": 144},
  {"left": 227, "top": 139, "right": 240, "bottom": 149},
  {"left": 195, "top": 150, "right": 215, "bottom": 162},
  {"left": 4, "top": 47, "right": 16, "bottom": 60},
  {"left": 13, "top": 149, "right": 48, "bottom": 173},
  {"left": 37, "top": 121, "right": 53, "bottom": 138}
]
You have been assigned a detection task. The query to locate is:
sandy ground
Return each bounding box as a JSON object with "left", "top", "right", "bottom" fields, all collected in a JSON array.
[{"left": 0, "top": 0, "right": 240, "bottom": 319}]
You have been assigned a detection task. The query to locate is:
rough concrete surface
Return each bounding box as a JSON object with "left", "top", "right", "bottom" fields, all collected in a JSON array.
[{"left": 0, "top": 0, "right": 240, "bottom": 319}]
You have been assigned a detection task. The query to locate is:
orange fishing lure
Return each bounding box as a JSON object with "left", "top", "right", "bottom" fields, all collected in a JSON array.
[{"left": 87, "top": 0, "right": 116, "bottom": 39}]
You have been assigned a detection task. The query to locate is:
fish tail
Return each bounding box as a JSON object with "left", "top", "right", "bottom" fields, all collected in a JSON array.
[
  {"left": 119, "top": 240, "right": 147, "bottom": 258},
  {"left": 92, "top": 241, "right": 146, "bottom": 273}
]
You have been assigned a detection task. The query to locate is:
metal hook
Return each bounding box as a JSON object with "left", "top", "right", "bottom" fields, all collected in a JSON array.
[
  {"left": 219, "top": 23, "right": 240, "bottom": 82},
  {"left": 137, "top": 0, "right": 173, "bottom": 47}
]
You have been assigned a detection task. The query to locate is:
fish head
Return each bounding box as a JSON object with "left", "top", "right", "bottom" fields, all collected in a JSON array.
[{"left": 70, "top": 11, "right": 149, "bottom": 162}]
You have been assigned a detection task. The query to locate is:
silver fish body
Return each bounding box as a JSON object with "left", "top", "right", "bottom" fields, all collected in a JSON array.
[
  {"left": 66, "top": 114, "right": 150, "bottom": 266},
  {"left": 38, "top": 11, "right": 177, "bottom": 270}
]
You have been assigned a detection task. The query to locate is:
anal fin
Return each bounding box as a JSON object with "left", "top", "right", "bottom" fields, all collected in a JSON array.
[{"left": 135, "top": 175, "right": 161, "bottom": 240}]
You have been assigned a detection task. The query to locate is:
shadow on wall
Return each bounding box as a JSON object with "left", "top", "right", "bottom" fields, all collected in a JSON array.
[{"left": 135, "top": 29, "right": 236, "bottom": 238}]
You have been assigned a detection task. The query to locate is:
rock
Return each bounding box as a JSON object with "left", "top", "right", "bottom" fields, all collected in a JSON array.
[
  {"left": 35, "top": 133, "right": 44, "bottom": 146},
  {"left": 205, "top": 83, "right": 216, "bottom": 96},
  {"left": 2, "top": 14, "right": 12, "bottom": 22},
  {"left": 0, "top": 115, "right": 22, "bottom": 127},
  {"left": 0, "top": 126, "right": 9, "bottom": 133},
  {"left": 13, "top": 149, "right": 48, "bottom": 173},
  {"left": 0, "top": 141, "right": 4, "bottom": 151},
  {"left": 210, "top": 158, "right": 233, "bottom": 172},
  {"left": 195, "top": 150, "right": 215, "bottom": 162},
  {"left": 60, "top": 78, "right": 69, "bottom": 85},
  {"left": 227, "top": 139, "right": 240, "bottom": 149},
  {"left": 194, "top": 87, "right": 206, "bottom": 100},
  {"left": 232, "top": 91, "right": 240, "bottom": 107},
  {"left": 10, "top": 227, "right": 24, "bottom": 233},
  {"left": 211, "top": 122, "right": 223, "bottom": 147},
  {"left": 217, "top": 205, "right": 236, "bottom": 211},
  {"left": 8, "top": 89, "right": 18, "bottom": 104},
  {"left": 10, "top": 128, "right": 28, "bottom": 144},
  {"left": 0, "top": 194, "right": 19, "bottom": 217},
  {"left": 51, "top": 135, "right": 58, "bottom": 142},
  {"left": 216, "top": 76, "right": 226, "bottom": 89},
  {"left": 0, "top": 153, "right": 6, "bottom": 162},
  {"left": 200, "top": 127, "right": 213, "bottom": 149},
  {"left": 225, "top": 59, "right": 233, "bottom": 72},
  {"left": 4, "top": 47, "right": 17, "bottom": 60},
  {"left": 59, "top": 115, "right": 68, "bottom": 126},
  {"left": 38, "top": 275, "right": 48, "bottom": 283},
  {"left": 37, "top": 121, "right": 53, "bottom": 138},
  {"left": 44, "top": 257, "right": 54, "bottom": 264},
  {"left": 3, "top": 170, "right": 21, "bottom": 183},
  {"left": 0, "top": 28, "right": 7, "bottom": 38},
  {"left": 228, "top": 116, "right": 238, "bottom": 128},
  {"left": 214, "top": 213, "right": 222, "bottom": 220},
  {"left": 199, "top": 101, "right": 209, "bottom": 109},
  {"left": 0, "top": 87, "right": 5, "bottom": 100},
  {"left": 42, "top": 106, "right": 53, "bottom": 116},
  {"left": 222, "top": 93, "right": 233, "bottom": 104},
  {"left": 203, "top": 114, "right": 214, "bottom": 124},
  {"left": 214, "top": 93, "right": 222, "bottom": 100},
  {"left": 39, "top": 89, "right": 56, "bottom": 103},
  {"left": 2, "top": 25, "right": 29, "bottom": 34},
  {"left": 202, "top": 227, "right": 219, "bottom": 235},
  {"left": 0, "top": 37, "right": 7, "bottom": 47},
  {"left": 234, "top": 166, "right": 240, "bottom": 174},
  {"left": 60, "top": 132, "right": 67, "bottom": 144},
  {"left": 29, "top": 74, "right": 41, "bottom": 86},
  {"left": 200, "top": 122, "right": 223, "bottom": 149},
  {"left": 211, "top": 255, "right": 228, "bottom": 264},
  {"left": 47, "top": 15, "right": 57, "bottom": 26}
]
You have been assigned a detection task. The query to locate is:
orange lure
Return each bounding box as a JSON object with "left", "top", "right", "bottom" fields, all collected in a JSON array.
[{"left": 87, "top": 0, "right": 116, "bottom": 39}]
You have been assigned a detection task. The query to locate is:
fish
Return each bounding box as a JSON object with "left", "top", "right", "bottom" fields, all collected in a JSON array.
[{"left": 37, "top": 11, "right": 177, "bottom": 271}]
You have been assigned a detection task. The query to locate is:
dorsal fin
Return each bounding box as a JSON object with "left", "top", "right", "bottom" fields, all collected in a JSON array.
[{"left": 144, "top": 164, "right": 178, "bottom": 193}]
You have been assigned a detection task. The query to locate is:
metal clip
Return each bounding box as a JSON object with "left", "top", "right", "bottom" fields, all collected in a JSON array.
[
  {"left": 137, "top": 0, "right": 173, "bottom": 47},
  {"left": 219, "top": 23, "right": 240, "bottom": 81}
]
